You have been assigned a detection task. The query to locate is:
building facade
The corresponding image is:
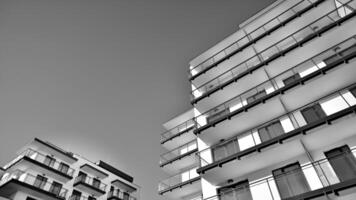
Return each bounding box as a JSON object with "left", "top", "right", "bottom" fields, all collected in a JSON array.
[
  {"left": 0, "top": 138, "right": 140, "bottom": 200},
  {"left": 158, "top": 0, "right": 356, "bottom": 199}
]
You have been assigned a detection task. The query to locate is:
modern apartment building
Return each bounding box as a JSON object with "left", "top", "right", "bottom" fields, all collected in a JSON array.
[
  {"left": 0, "top": 138, "right": 140, "bottom": 200},
  {"left": 158, "top": 0, "right": 356, "bottom": 199}
]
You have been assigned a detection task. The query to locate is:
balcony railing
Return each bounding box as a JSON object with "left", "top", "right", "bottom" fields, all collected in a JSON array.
[
  {"left": 0, "top": 170, "right": 68, "bottom": 199},
  {"left": 160, "top": 140, "right": 198, "bottom": 167},
  {"left": 190, "top": 0, "right": 356, "bottom": 104},
  {"left": 197, "top": 82, "right": 356, "bottom": 174},
  {"left": 160, "top": 119, "right": 196, "bottom": 144},
  {"left": 69, "top": 195, "right": 91, "bottom": 200},
  {"left": 193, "top": 35, "right": 356, "bottom": 134},
  {"left": 74, "top": 174, "right": 107, "bottom": 192},
  {"left": 108, "top": 189, "right": 136, "bottom": 200},
  {"left": 189, "top": 0, "right": 324, "bottom": 80},
  {"left": 158, "top": 167, "right": 200, "bottom": 194},
  {"left": 203, "top": 148, "right": 356, "bottom": 200},
  {"left": 19, "top": 148, "right": 75, "bottom": 178}
]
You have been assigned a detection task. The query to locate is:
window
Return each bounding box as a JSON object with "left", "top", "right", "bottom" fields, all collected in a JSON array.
[
  {"left": 350, "top": 86, "right": 356, "bottom": 97},
  {"left": 272, "top": 162, "right": 310, "bottom": 199},
  {"left": 49, "top": 181, "right": 62, "bottom": 196},
  {"left": 71, "top": 190, "right": 82, "bottom": 200},
  {"left": 123, "top": 192, "right": 130, "bottom": 200},
  {"left": 88, "top": 196, "right": 96, "bottom": 200},
  {"left": 78, "top": 171, "right": 87, "bottom": 182},
  {"left": 92, "top": 178, "right": 101, "bottom": 189},
  {"left": 212, "top": 139, "right": 237, "bottom": 162},
  {"left": 247, "top": 90, "right": 267, "bottom": 104},
  {"left": 320, "top": 95, "right": 349, "bottom": 115},
  {"left": 207, "top": 108, "right": 229, "bottom": 124},
  {"left": 300, "top": 104, "right": 326, "bottom": 124},
  {"left": 26, "top": 197, "right": 37, "bottom": 200},
  {"left": 218, "top": 179, "right": 253, "bottom": 200},
  {"left": 33, "top": 175, "right": 47, "bottom": 189},
  {"left": 283, "top": 74, "right": 301, "bottom": 86},
  {"left": 258, "top": 121, "right": 284, "bottom": 142},
  {"left": 325, "top": 145, "right": 356, "bottom": 182},
  {"left": 58, "top": 162, "right": 69, "bottom": 174},
  {"left": 43, "top": 155, "right": 56, "bottom": 167}
]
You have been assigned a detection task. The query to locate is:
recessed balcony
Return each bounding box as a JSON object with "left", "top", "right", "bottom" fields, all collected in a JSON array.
[
  {"left": 160, "top": 140, "right": 198, "bottom": 174},
  {"left": 193, "top": 35, "right": 356, "bottom": 145},
  {"left": 188, "top": 0, "right": 324, "bottom": 81},
  {"left": 158, "top": 167, "right": 201, "bottom": 199},
  {"left": 196, "top": 83, "right": 356, "bottom": 183},
  {"left": 0, "top": 170, "right": 68, "bottom": 200},
  {"left": 191, "top": 2, "right": 356, "bottom": 105},
  {"left": 203, "top": 147, "right": 356, "bottom": 200},
  {"left": 74, "top": 173, "right": 107, "bottom": 196},
  {"left": 3, "top": 149, "right": 75, "bottom": 183}
]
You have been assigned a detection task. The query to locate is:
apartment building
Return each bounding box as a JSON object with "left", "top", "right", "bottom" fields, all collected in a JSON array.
[
  {"left": 158, "top": 0, "right": 356, "bottom": 199},
  {"left": 0, "top": 138, "right": 140, "bottom": 200}
]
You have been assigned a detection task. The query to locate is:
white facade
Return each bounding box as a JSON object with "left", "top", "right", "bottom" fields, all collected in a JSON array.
[
  {"left": 0, "top": 138, "right": 140, "bottom": 200},
  {"left": 159, "top": 0, "right": 356, "bottom": 199}
]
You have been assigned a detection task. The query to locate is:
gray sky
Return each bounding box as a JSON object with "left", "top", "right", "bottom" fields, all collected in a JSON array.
[{"left": 0, "top": 0, "right": 275, "bottom": 199}]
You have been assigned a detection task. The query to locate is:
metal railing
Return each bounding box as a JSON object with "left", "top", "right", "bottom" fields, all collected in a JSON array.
[
  {"left": 158, "top": 167, "right": 200, "bottom": 192},
  {"left": 74, "top": 174, "right": 107, "bottom": 192},
  {"left": 197, "top": 82, "right": 356, "bottom": 168},
  {"left": 108, "top": 189, "right": 137, "bottom": 200},
  {"left": 189, "top": 0, "right": 321, "bottom": 78},
  {"left": 203, "top": 148, "right": 356, "bottom": 200},
  {"left": 20, "top": 148, "right": 75, "bottom": 177},
  {"left": 0, "top": 170, "right": 68, "bottom": 199},
  {"left": 160, "top": 140, "right": 198, "bottom": 165},
  {"left": 190, "top": 0, "right": 356, "bottom": 101},
  {"left": 193, "top": 35, "right": 356, "bottom": 131},
  {"left": 160, "top": 119, "right": 196, "bottom": 143}
]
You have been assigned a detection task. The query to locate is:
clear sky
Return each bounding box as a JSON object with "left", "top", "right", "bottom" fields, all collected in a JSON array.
[{"left": 0, "top": 0, "right": 275, "bottom": 199}]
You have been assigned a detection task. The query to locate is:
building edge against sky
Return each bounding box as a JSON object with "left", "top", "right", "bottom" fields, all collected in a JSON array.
[
  {"left": 0, "top": 137, "right": 141, "bottom": 200},
  {"left": 159, "top": 0, "right": 356, "bottom": 199}
]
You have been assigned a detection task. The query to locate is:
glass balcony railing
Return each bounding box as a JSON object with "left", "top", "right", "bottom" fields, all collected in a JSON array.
[
  {"left": 0, "top": 170, "right": 68, "bottom": 199},
  {"left": 203, "top": 147, "right": 356, "bottom": 200},
  {"left": 189, "top": 0, "right": 324, "bottom": 80},
  {"left": 193, "top": 35, "right": 356, "bottom": 133},
  {"left": 197, "top": 82, "right": 356, "bottom": 173},
  {"left": 19, "top": 148, "right": 75, "bottom": 178},
  {"left": 160, "top": 119, "right": 196, "bottom": 144},
  {"left": 108, "top": 189, "right": 136, "bottom": 200},
  {"left": 74, "top": 174, "right": 107, "bottom": 192},
  {"left": 191, "top": 0, "right": 356, "bottom": 103},
  {"left": 158, "top": 167, "right": 200, "bottom": 193},
  {"left": 160, "top": 140, "right": 198, "bottom": 166}
]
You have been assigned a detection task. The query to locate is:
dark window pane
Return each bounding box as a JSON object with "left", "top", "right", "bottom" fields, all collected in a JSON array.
[
  {"left": 49, "top": 181, "right": 62, "bottom": 196},
  {"left": 218, "top": 180, "right": 252, "bottom": 200},
  {"left": 272, "top": 162, "right": 310, "bottom": 199},
  {"left": 92, "top": 178, "right": 101, "bottom": 189},
  {"left": 301, "top": 104, "right": 326, "bottom": 124},
  {"left": 247, "top": 90, "right": 267, "bottom": 104},
  {"left": 43, "top": 156, "right": 56, "bottom": 167},
  {"left": 325, "top": 145, "right": 356, "bottom": 182},
  {"left": 207, "top": 108, "right": 229, "bottom": 124},
  {"left": 33, "top": 175, "right": 47, "bottom": 189},
  {"left": 258, "top": 121, "right": 284, "bottom": 142},
  {"left": 59, "top": 162, "right": 69, "bottom": 174},
  {"left": 283, "top": 74, "right": 301, "bottom": 86}
]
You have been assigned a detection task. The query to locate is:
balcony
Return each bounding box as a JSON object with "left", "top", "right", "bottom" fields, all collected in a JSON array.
[
  {"left": 3, "top": 148, "right": 75, "bottom": 182},
  {"left": 161, "top": 119, "right": 196, "bottom": 150},
  {"left": 193, "top": 35, "right": 356, "bottom": 145},
  {"left": 0, "top": 170, "right": 68, "bottom": 200},
  {"left": 69, "top": 195, "right": 96, "bottom": 200},
  {"left": 74, "top": 173, "right": 107, "bottom": 196},
  {"left": 188, "top": 0, "right": 325, "bottom": 81},
  {"left": 196, "top": 83, "right": 356, "bottom": 183},
  {"left": 160, "top": 140, "right": 198, "bottom": 174},
  {"left": 108, "top": 189, "right": 136, "bottom": 200},
  {"left": 203, "top": 148, "right": 356, "bottom": 200},
  {"left": 191, "top": 0, "right": 356, "bottom": 105},
  {"left": 158, "top": 167, "right": 201, "bottom": 199}
]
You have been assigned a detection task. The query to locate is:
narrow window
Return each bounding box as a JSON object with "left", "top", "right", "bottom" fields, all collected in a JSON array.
[
  {"left": 325, "top": 145, "right": 356, "bottom": 182},
  {"left": 43, "top": 155, "right": 56, "bottom": 167},
  {"left": 300, "top": 103, "right": 326, "bottom": 124},
  {"left": 33, "top": 175, "right": 47, "bottom": 189},
  {"left": 58, "top": 162, "right": 69, "bottom": 174},
  {"left": 49, "top": 181, "right": 63, "bottom": 196}
]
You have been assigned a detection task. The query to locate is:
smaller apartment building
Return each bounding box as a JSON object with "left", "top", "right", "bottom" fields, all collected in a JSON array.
[{"left": 0, "top": 138, "right": 140, "bottom": 200}]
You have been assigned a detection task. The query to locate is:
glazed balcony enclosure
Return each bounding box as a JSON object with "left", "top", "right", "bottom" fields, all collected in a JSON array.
[
  {"left": 188, "top": 0, "right": 324, "bottom": 81},
  {"left": 196, "top": 83, "right": 356, "bottom": 184},
  {"left": 160, "top": 140, "right": 198, "bottom": 174},
  {"left": 203, "top": 147, "right": 356, "bottom": 200},
  {"left": 191, "top": 0, "right": 356, "bottom": 106},
  {"left": 3, "top": 148, "right": 75, "bottom": 183},
  {"left": 0, "top": 170, "right": 68, "bottom": 200},
  {"left": 158, "top": 167, "right": 201, "bottom": 200},
  {"left": 74, "top": 172, "right": 107, "bottom": 196},
  {"left": 194, "top": 35, "right": 356, "bottom": 145}
]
